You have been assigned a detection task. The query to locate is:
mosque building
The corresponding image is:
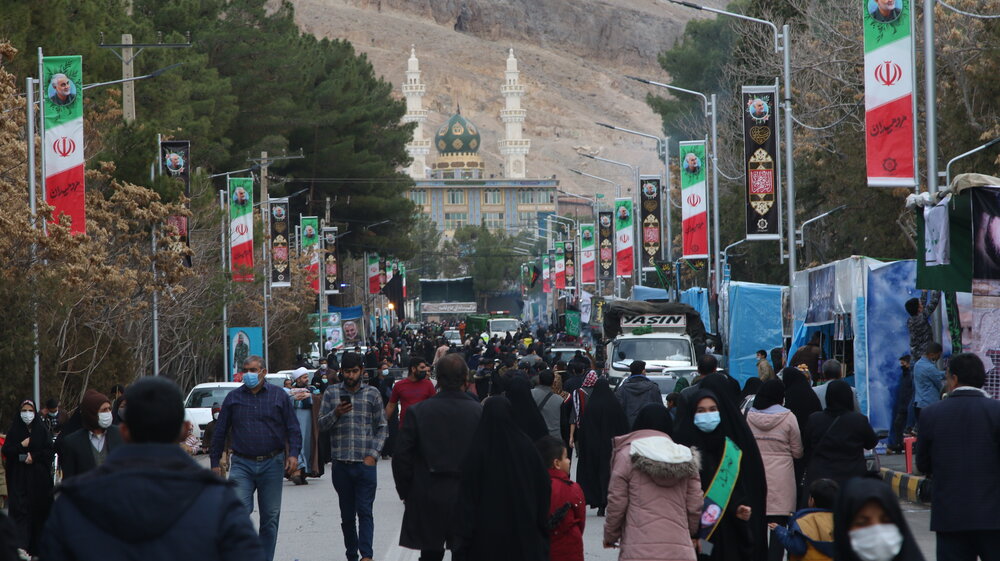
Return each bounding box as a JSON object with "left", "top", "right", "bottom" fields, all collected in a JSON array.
[{"left": 401, "top": 47, "right": 557, "bottom": 238}]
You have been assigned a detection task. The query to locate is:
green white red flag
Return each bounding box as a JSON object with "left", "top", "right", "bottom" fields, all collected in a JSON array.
[
  {"left": 300, "top": 216, "right": 320, "bottom": 293},
  {"left": 580, "top": 223, "right": 596, "bottom": 284},
  {"left": 614, "top": 198, "right": 634, "bottom": 278},
  {"left": 228, "top": 177, "right": 254, "bottom": 282},
  {"left": 679, "top": 141, "right": 708, "bottom": 259},
  {"left": 43, "top": 55, "right": 85, "bottom": 233}
]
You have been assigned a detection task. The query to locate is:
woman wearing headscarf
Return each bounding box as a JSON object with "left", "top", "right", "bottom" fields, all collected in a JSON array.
[
  {"left": 576, "top": 377, "right": 629, "bottom": 516},
  {"left": 673, "top": 382, "right": 769, "bottom": 561},
  {"left": 568, "top": 371, "right": 598, "bottom": 452},
  {"left": 505, "top": 376, "right": 549, "bottom": 441},
  {"left": 604, "top": 402, "right": 701, "bottom": 560},
  {"left": 745, "top": 380, "right": 804, "bottom": 561},
  {"left": 740, "top": 378, "right": 762, "bottom": 415},
  {"left": 780, "top": 366, "right": 822, "bottom": 499},
  {"left": 833, "top": 477, "right": 925, "bottom": 561},
  {"left": 1, "top": 399, "right": 54, "bottom": 554},
  {"left": 803, "top": 380, "right": 878, "bottom": 490},
  {"left": 453, "top": 397, "right": 549, "bottom": 560}
]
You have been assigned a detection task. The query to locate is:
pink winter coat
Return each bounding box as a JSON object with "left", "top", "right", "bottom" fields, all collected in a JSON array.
[
  {"left": 603, "top": 430, "right": 702, "bottom": 561},
  {"left": 746, "top": 406, "right": 804, "bottom": 516}
]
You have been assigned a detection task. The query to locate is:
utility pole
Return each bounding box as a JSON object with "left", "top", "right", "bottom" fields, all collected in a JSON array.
[{"left": 99, "top": 31, "right": 191, "bottom": 122}]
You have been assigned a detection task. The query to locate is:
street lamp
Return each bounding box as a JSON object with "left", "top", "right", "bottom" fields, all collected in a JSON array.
[
  {"left": 626, "top": 76, "right": 720, "bottom": 296},
  {"left": 595, "top": 122, "right": 673, "bottom": 261},
  {"left": 568, "top": 169, "right": 619, "bottom": 209},
  {"left": 658, "top": 0, "right": 797, "bottom": 287},
  {"left": 945, "top": 136, "right": 1000, "bottom": 189}
]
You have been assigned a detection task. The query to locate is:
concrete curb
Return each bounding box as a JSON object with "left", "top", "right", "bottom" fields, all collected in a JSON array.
[{"left": 879, "top": 467, "right": 932, "bottom": 504}]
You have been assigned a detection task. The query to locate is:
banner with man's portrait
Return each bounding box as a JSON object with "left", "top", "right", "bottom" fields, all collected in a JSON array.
[
  {"left": 742, "top": 86, "right": 782, "bottom": 240},
  {"left": 639, "top": 176, "right": 663, "bottom": 267},
  {"left": 228, "top": 327, "right": 262, "bottom": 382},
  {"left": 300, "top": 216, "right": 320, "bottom": 293},
  {"left": 43, "top": 55, "right": 86, "bottom": 234},
  {"left": 228, "top": 177, "right": 254, "bottom": 282},
  {"left": 161, "top": 140, "right": 192, "bottom": 266},
  {"left": 598, "top": 211, "right": 614, "bottom": 281},
  {"left": 322, "top": 226, "right": 340, "bottom": 294},
  {"left": 581, "top": 223, "right": 596, "bottom": 284},
  {"left": 269, "top": 198, "right": 291, "bottom": 287},
  {"left": 680, "top": 141, "right": 709, "bottom": 258},
  {"left": 564, "top": 239, "right": 577, "bottom": 291}
]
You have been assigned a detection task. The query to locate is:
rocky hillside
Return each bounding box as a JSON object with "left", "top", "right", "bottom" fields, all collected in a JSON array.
[{"left": 291, "top": 0, "right": 724, "bottom": 197}]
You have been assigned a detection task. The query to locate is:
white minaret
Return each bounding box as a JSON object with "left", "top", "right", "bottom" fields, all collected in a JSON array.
[
  {"left": 402, "top": 46, "right": 430, "bottom": 179},
  {"left": 499, "top": 48, "right": 530, "bottom": 179}
]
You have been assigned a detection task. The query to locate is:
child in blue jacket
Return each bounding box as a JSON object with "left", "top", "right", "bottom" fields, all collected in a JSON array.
[{"left": 768, "top": 479, "right": 838, "bottom": 561}]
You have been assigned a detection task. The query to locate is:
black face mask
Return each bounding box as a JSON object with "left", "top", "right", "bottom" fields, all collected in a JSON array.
[{"left": 414, "top": 370, "right": 427, "bottom": 381}]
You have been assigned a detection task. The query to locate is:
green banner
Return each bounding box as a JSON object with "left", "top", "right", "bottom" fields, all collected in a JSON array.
[
  {"left": 565, "top": 309, "right": 581, "bottom": 337},
  {"left": 699, "top": 437, "right": 742, "bottom": 541}
]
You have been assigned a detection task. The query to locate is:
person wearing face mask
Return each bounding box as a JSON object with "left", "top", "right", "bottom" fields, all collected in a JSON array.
[
  {"left": 210, "top": 355, "right": 301, "bottom": 561},
  {"left": 833, "top": 477, "right": 925, "bottom": 561},
  {"left": 386, "top": 357, "right": 436, "bottom": 430},
  {"left": 59, "top": 390, "right": 123, "bottom": 480},
  {"left": 40, "top": 398, "right": 68, "bottom": 439},
  {"left": 673, "top": 378, "right": 768, "bottom": 561},
  {"left": 289, "top": 367, "right": 318, "bottom": 484},
  {"left": 1, "top": 399, "right": 54, "bottom": 555}
]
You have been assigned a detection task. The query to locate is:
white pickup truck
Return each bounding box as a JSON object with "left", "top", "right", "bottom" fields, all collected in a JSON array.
[{"left": 602, "top": 301, "right": 707, "bottom": 386}]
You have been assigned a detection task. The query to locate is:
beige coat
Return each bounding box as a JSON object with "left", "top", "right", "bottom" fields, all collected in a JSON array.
[{"left": 747, "top": 407, "right": 803, "bottom": 516}]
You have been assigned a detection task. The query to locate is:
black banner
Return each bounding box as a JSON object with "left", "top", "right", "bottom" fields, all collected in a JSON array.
[
  {"left": 639, "top": 176, "right": 663, "bottom": 267},
  {"left": 161, "top": 140, "right": 192, "bottom": 265},
  {"left": 742, "top": 86, "right": 781, "bottom": 240},
  {"left": 598, "top": 211, "right": 614, "bottom": 281},
  {"left": 269, "top": 199, "right": 291, "bottom": 286},
  {"left": 564, "top": 239, "right": 576, "bottom": 291},
  {"left": 322, "top": 226, "right": 340, "bottom": 294}
]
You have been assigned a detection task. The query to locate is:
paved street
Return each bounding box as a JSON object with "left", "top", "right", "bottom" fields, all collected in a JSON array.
[{"left": 201, "top": 455, "right": 937, "bottom": 561}]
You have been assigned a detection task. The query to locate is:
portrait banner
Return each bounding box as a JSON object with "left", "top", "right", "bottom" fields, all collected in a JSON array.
[
  {"left": 564, "top": 239, "right": 577, "bottom": 291},
  {"left": 805, "top": 265, "right": 836, "bottom": 326},
  {"left": 598, "top": 211, "right": 614, "bottom": 281},
  {"left": 554, "top": 241, "right": 566, "bottom": 290},
  {"left": 43, "top": 55, "right": 85, "bottom": 234},
  {"left": 300, "top": 216, "right": 320, "bottom": 293},
  {"left": 679, "top": 141, "right": 709, "bottom": 258},
  {"left": 639, "top": 176, "right": 663, "bottom": 266},
  {"left": 542, "top": 255, "right": 552, "bottom": 293},
  {"left": 742, "top": 86, "right": 782, "bottom": 240},
  {"left": 322, "top": 226, "right": 340, "bottom": 295},
  {"left": 863, "top": 0, "right": 917, "bottom": 187},
  {"left": 972, "top": 188, "right": 1000, "bottom": 293},
  {"left": 367, "top": 253, "right": 381, "bottom": 295},
  {"left": 161, "top": 140, "right": 192, "bottom": 266},
  {"left": 615, "top": 198, "right": 634, "bottom": 278},
  {"left": 228, "top": 177, "right": 254, "bottom": 282},
  {"left": 228, "top": 327, "right": 262, "bottom": 382},
  {"left": 269, "top": 198, "right": 291, "bottom": 287},
  {"left": 581, "top": 223, "right": 596, "bottom": 284}
]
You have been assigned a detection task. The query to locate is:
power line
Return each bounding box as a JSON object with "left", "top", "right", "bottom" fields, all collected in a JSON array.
[{"left": 937, "top": 0, "right": 1000, "bottom": 18}]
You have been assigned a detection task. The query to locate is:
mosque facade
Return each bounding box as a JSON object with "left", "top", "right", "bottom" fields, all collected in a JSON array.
[{"left": 402, "top": 47, "right": 557, "bottom": 238}]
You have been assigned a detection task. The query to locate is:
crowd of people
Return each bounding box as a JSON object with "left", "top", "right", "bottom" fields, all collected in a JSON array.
[{"left": 1, "top": 308, "right": 998, "bottom": 561}]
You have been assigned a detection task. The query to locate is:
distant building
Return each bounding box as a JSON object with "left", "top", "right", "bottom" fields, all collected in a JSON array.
[{"left": 402, "top": 47, "right": 556, "bottom": 238}]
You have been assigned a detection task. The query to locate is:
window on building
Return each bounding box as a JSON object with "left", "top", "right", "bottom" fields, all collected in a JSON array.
[
  {"left": 540, "top": 189, "right": 555, "bottom": 204},
  {"left": 517, "top": 188, "right": 536, "bottom": 204},
  {"left": 518, "top": 212, "right": 537, "bottom": 226},
  {"left": 447, "top": 189, "right": 465, "bottom": 205},
  {"left": 410, "top": 189, "right": 427, "bottom": 205},
  {"left": 483, "top": 188, "right": 503, "bottom": 205},
  {"left": 444, "top": 212, "right": 468, "bottom": 230},
  {"left": 482, "top": 212, "right": 505, "bottom": 230}
]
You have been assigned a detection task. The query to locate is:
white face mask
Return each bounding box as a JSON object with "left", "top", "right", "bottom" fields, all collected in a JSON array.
[
  {"left": 98, "top": 411, "right": 114, "bottom": 429},
  {"left": 20, "top": 411, "right": 35, "bottom": 425},
  {"left": 850, "top": 523, "right": 903, "bottom": 561}
]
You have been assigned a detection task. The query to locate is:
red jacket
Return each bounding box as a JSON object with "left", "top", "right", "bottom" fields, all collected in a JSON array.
[{"left": 547, "top": 468, "right": 585, "bottom": 561}]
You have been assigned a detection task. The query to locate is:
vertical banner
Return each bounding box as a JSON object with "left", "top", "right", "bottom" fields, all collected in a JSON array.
[
  {"left": 542, "top": 255, "right": 551, "bottom": 293},
  {"left": 639, "top": 176, "right": 663, "bottom": 267},
  {"left": 401, "top": 262, "right": 407, "bottom": 298},
  {"left": 863, "top": 0, "right": 917, "bottom": 187},
  {"left": 161, "top": 140, "right": 192, "bottom": 265},
  {"left": 581, "top": 223, "right": 596, "bottom": 284},
  {"left": 228, "top": 177, "right": 254, "bottom": 282},
  {"left": 742, "top": 86, "right": 782, "bottom": 240},
  {"left": 679, "top": 141, "right": 709, "bottom": 258},
  {"left": 367, "top": 253, "right": 381, "bottom": 294},
  {"left": 379, "top": 256, "right": 388, "bottom": 289},
  {"left": 564, "top": 239, "right": 577, "bottom": 291},
  {"left": 42, "top": 55, "right": 85, "bottom": 233},
  {"left": 269, "top": 198, "right": 291, "bottom": 287},
  {"left": 300, "top": 216, "right": 320, "bottom": 293},
  {"left": 598, "top": 211, "right": 614, "bottom": 281},
  {"left": 228, "top": 327, "right": 263, "bottom": 382},
  {"left": 322, "top": 227, "right": 340, "bottom": 295},
  {"left": 565, "top": 310, "right": 581, "bottom": 337},
  {"left": 614, "top": 198, "right": 634, "bottom": 278},
  {"left": 554, "top": 242, "right": 566, "bottom": 289}
]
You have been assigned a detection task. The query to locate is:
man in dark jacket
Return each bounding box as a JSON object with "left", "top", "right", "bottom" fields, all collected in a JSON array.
[
  {"left": 42, "top": 377, "right": 263, "bottom": 561},
  {"left": 917, "top": 353, "right": 1000, "bottom": 560},
  {"left": 614, "top": 361, "right": 662, "bottom": 427},
  {"left": 59, "top": 390, "right": 124, "bottom": 480},
  {"left": 392, "top": 354, "right": 482, "bottom": 561}
]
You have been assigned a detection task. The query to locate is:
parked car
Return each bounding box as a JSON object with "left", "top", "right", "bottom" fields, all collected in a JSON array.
[
  {"left": 444, "top": 329, "right": 462, "bottom": 346},
  {"left": 183, "top": 382, "right": 240, "bottom": 439},
  {"left": 547, "top": 346, "right": 588, "bottom": 366}
]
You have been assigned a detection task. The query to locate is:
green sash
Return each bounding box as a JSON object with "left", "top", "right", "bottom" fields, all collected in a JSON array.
[{"left": 698, "top": 437, "right": 742, "bottom": 541}]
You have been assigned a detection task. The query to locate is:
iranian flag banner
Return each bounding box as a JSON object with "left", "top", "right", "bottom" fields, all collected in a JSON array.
[
  {"left": 43, "top": 55, "right": 86, "bottom": 233},
  {"left": 580, "top": 223, "right": 596, "bottom": 284},
  {"left": 542, "top": 255, "right": 551, "bottom": 293},
  {"left": 679, "top": 141, "right": 709, "bottom": 259},
  {"left": 228, "top": 177, "right": 254, "bottom": 282},
  {"left": 614, "top": 198, "right": 634, "bottom": 278},
  {"left": 367, "top": 253, "right": 381, "bottom": 294},
  {"left": 400, "top": 262, "right": 407, "bottom": 298},
  {"left": 554, "top": 241, "right": 566, "bottom": 289},
  {"left": 863, "top": 0, "right": 917, "bottom": 187},
  {"left": 300, "top": 216, "right": 320, "bottom": 293}
]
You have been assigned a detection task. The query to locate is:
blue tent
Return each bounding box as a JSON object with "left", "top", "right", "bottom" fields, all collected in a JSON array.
[{"left": 725, "top": 282, "right": 783, "bottom": 385}]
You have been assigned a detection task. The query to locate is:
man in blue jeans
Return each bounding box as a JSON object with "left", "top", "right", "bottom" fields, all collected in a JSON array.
[
  {"left": 211, "top": 355, "right": 301, "bottom": 561},
  {"left": 319, "top": 352, "right": 388, "bottom": 561}
]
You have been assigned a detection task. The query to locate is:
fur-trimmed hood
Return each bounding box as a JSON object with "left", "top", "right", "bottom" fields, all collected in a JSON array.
[{"left": 613, "top": 430, "right": 701, "bottom": 487}]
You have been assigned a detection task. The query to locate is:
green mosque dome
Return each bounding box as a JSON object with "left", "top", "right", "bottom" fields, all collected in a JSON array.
[{"left": 435, "top": 110, "right": 481, "bottom": 154}]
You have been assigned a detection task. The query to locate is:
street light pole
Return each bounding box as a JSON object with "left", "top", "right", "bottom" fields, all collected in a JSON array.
[
  {"left": 581, "top": 153, "right": 641, "bottom": 288},
  {"left": 945, "top": 137, "right": 1000, "bottom": 189}
]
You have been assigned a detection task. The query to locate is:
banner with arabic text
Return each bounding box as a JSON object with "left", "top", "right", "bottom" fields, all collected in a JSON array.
[
  {"left": 742, "top": 86, "right": 781, "bottom": 240},
  {"left": 639, "top": 176, "right": 663, "bottom": 266},
  {"left": 598, "top": 211, "right": 614, "bottom": 280},
  {"left": 43, "top": 55, "right": 85, "bottom": 233},
  {"left": 679, "top": 141, "right": 708, "bottom": 258},
  {"left": 581, "top": 223, "right": 596, "bottom": 284},
  {"left": 228, "top": 177, "right": 254, "bottom": 282},
  {"left": 322, "top": 227, "right": 339, "bottom": 294},
  {"left": 269, "top": 198, "right": 290, "bottom": 287}
]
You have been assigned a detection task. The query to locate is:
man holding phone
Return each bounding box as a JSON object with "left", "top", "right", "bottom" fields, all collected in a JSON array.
[{"left": 318, "top": 352, "right": 387, "bottom": 561}]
